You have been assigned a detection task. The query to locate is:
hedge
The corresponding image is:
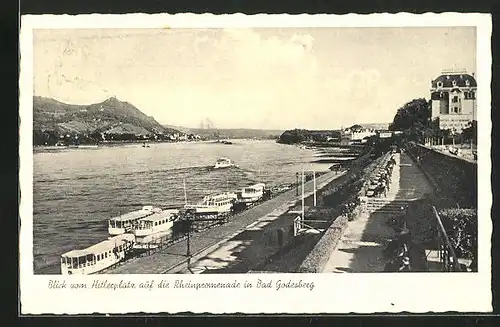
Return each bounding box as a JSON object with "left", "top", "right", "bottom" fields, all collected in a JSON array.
[
  {"left": 438, "top": 208, "right": 478, "bottom": 270},
  {"left": 297, "top": 215, "right": 349, "bottom": 273}
]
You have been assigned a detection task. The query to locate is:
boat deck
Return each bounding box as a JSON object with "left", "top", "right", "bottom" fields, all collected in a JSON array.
[{"left": 105, "top": 169, "right": 345, "bottom": 274}]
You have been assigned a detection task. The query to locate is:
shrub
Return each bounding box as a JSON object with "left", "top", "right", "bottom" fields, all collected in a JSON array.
[{"left": 438, "top": 208, "right": 477, "bottom": 269}]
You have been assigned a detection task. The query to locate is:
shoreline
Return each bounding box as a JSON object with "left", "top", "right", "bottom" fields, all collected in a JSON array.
[{"left": 33, "top": 138, "right": 280, "bottom": 150}]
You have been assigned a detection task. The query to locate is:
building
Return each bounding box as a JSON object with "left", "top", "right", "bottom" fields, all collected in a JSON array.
[
  {"left": 340, "top": 126, "right": 376, "bottom": 145},
  {"left": 430, "top": 69, "right": 477, "bottom": 132}
]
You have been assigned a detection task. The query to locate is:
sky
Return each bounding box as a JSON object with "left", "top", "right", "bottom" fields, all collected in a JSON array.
[{"left": 33, "top": 27, "right": 476, "bottom": 130}]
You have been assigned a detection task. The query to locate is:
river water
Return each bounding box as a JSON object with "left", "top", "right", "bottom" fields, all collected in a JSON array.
[{"left": 33, "top": 140, "right": 341, "bottom": 273}]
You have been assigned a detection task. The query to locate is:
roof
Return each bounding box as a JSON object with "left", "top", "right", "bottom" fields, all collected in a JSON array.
[
  {"left": 203, "top": 192, "right": 237, "bottom": 200},
  {"left": 110, "top": 208, "right": 154, "bottom": 222},
  {"left": 138, "top": 209, "right": 178, "bottom": 222},
  {"left": 431, "top": 73, "right": 477, "bottom": 88},
  {"left": 244, "top": 183, "right": 265, "bottom": 189},
  {"left": 62, "top": 234, "right": 135, "bottom": 258}
]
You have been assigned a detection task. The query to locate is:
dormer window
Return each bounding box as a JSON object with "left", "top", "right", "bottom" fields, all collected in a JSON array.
[
  {"left": 465, "top": 79, "right": 470, "bottom": 87},
  {"left": 437, "top": 81, "right": 443, "bottom": 88},
  {"left": 452, "top": 80, "right": 457, "bottom": 87}
]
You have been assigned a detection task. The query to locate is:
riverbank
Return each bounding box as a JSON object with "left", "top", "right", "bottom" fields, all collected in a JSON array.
[{"left": 105, "top": 169, "right": 346, "bottom": 274}]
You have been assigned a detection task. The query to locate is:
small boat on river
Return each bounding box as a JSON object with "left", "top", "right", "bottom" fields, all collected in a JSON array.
[{"left": 214, "top": 157, "right": 235, "bottom": 169}]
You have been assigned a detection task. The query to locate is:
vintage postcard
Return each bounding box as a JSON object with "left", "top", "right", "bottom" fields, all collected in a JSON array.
[{"left": 19, "top": 13, "right": 492, "bottom": 314}]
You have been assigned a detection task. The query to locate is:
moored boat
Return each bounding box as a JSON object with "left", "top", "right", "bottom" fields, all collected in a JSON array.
[
  {"left": 132, "top": 209, "right": 179, "bottom": 237},
  {"left": 237, "top": 183, "right": 266, "bottom": 204},
  {"left": 108, "top": 206, "right": 160, "bottom": 235},
  {"left": 60, "top": 233, "right": 135, "bottom": 275},
  {"left": 184, "top": 192, "right": 237, "bottom": 214}
]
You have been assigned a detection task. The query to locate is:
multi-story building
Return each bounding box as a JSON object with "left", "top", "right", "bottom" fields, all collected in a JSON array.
[
  {"left": 430, "top": 69, "right": 477, "bottom": 132},
  {"left": 340, "top": 127, "right": 376, "bottom": 145}
]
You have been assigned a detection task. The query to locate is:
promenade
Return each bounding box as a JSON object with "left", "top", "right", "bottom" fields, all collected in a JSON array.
[
  {"left": 322, "top": 153, "right": 434, "bottom": 273},
  {"left": 107, "top": 168, "right": 346, "bottom": 274}
]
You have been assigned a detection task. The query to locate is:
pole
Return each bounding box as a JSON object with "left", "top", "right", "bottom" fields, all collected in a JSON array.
[
  {"left": 313, "top": 170, "right": 317, "bottom": 207},
  {"left": 183, "top": 179, "right": 188, "bottom": 205},
  {"left": 296, "top": 172, "right": 299, "bottom": 196},
  {"left": 301, "top": 169, "right": 305, "bottom": 221},
  {"left": 187, "top": 224, "right": 190, "bottom": 257}
]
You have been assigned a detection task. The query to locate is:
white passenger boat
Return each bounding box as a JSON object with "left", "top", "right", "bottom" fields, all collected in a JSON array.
[
  {"left": 214, "top": 157, "right": 235, "bottom": 169},
  {"left": 108, "top": 206, "right": 160, "bottom": 235},
  {"left": 132, "top": 209, "right": 179, "bottom": 237},
  {"left": 60, "top": 234, "right": 135, "bottom": 275},
  {"left": 237, "top": 183, "right": 266, "bottom": 203},
  {"left": 184, "top": 192, "right": 237, "bottom": 214}
]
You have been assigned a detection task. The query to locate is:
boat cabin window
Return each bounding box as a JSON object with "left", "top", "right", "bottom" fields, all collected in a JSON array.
[{"left": 137, "top": 220, "right": 153, "bottom": 229}]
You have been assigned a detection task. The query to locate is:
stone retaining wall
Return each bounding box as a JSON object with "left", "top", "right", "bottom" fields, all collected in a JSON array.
[
  {"left": 297, "top": 215, "right": 349, "bottom": 273},
  {"left": 405, "top": 144, "right": 477, "bottom": 208}
]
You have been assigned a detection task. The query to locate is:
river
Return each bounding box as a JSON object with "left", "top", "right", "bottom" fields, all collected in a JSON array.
[{"left": 33, "top": 140, "right": 344, "bottom": 273}]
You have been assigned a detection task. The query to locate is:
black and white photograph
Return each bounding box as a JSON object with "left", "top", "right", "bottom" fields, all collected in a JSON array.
[{"left": 19, "top": 13, "right": 492, "bottom": 314}]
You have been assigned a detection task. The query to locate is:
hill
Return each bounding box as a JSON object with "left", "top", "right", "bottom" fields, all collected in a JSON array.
[
  {"left": 33, "top": 96, "right": 181, "bottom": 145},
  {"left": 163, "top": 126, "right": 284, "bottom": 140},
  {"left": 357, "top": 123, "right": 390, "bottom": 130}
]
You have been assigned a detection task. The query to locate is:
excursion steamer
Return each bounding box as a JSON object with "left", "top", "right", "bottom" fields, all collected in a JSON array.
[{"left": 60, "top": 234, "right": 135, "bottom": 275}]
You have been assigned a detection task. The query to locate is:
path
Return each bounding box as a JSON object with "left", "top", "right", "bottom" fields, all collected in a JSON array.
[{"left": 322, "top": 153, "right": 434, "bottom": 273}]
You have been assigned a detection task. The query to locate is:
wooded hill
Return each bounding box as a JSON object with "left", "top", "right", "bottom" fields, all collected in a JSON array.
[{"left": 33, "top": 96, "right": 181, "bottom": 145}]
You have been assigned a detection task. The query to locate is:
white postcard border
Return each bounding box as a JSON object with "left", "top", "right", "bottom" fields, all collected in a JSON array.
[{"left": 19, "top": 13, "right": 492, "bottom": 314}]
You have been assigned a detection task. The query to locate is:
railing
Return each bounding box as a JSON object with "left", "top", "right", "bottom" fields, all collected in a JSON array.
[{"left": 432, "top": 206, "right": 462, "bottom": 272}]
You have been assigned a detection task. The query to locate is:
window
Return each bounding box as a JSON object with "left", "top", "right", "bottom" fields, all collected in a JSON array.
[
  {"left": 452, "top": 96, "right": 459, "bottom": 103},
  {"left": 105, "top": 252, "right": 108, "bottom": 258}
]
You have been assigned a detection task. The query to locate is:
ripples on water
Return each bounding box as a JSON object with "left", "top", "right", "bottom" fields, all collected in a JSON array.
[{"left": 32, "top": 140, "right": 337, "bottom": 272}]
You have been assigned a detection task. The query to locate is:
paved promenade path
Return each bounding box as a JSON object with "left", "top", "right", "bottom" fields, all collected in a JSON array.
[
  {"left": 107, "top": 169, "right": 345, "bottom": 274},
  {"left": 322, "top": 153, "right": 434, "bottom": 273}
]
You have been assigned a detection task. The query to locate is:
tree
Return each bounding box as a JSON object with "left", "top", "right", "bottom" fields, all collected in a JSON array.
[
  {"left": 389, "top": 98, "right": 430, "bottom": 131},
  {"left": 389, "top": 98, "right": 432, "bottom": 143},
  {"left": 277, "top": 129, "right": 308, "bottom": 144},
  {"left": 461, "top": 120, "right": 477, "bottom": 145}
]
